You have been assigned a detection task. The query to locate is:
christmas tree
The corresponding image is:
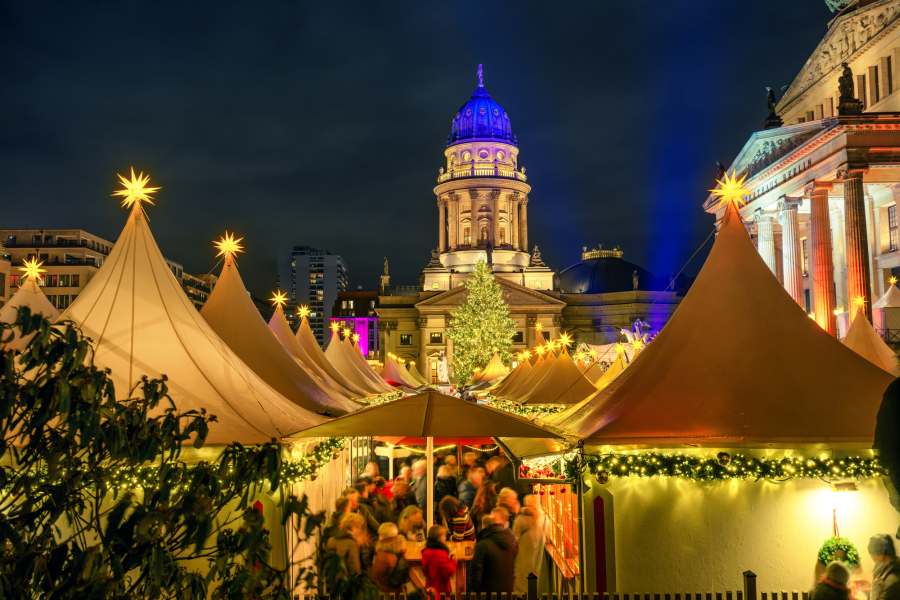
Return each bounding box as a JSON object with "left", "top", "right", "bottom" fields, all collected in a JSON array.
[{"left": 447, "top": 261, "right": 516, "bottom": 385}]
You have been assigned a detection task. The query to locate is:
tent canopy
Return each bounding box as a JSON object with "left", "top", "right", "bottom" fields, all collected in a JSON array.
[
  {"left": 874, "top": 285, "right": 900, "bottom": 309},
  {"left": 472, "top": 353, "right": 510, "bottom": 384},
  {"left": 489, "top": 358, "right": 532, "bottom": 397},
  {"left": 0, "top": 276, "right": 60, "bottom": 350},
  {"left": 201, "top": 254, "right": 358, "bottom": 415},
  {"left": 289, "top": 390, "right": 563, "bottom": 440},
  {"left": 842, "top": 313, "right": 900, "bottom": 376},
  {"left": 555, "top": 203, "right": 894, "bottom": 446},
  {"left": 516, "top": 350, "right": 597, "bottom": 405},
  {"left": 62, "top": 204, "right": 324, "bottom": 444}
]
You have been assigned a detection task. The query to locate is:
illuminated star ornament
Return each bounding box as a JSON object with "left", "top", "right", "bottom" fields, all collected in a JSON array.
[
  {"left": 19, "top": 257, "right": 46, "bottom": 282},
  {"left": 270, "top": 290, "right": 288, "bottom": 308},
  {"left": 352, "top": 333, "right": 361, "bottom": 344},
  {"left": 891, "top": 275, "right": 898, "bottom": 286},
  {"left": 558, "top": 332, "right": 572, "bottom": 347},
  {"left": 710, "top": 170, "right": 750, "bottom": 210},
  {"left": 113, "top": 167, "right": 160, "bottom": 209},
  {"left": 214, "top": 232, "right": 245, "bottom": 259},
  {"left": 297, "top": 305, "right": 311, "bottom": 319}
]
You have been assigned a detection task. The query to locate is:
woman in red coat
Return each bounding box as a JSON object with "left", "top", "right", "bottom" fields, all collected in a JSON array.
[{"left": 421, "top": 525, "right": 457, "bottom": 599}]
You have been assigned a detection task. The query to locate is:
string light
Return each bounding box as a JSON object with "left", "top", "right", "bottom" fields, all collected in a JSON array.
[{"left": 487, "top": 397, "right": 565, "bottom": 418}]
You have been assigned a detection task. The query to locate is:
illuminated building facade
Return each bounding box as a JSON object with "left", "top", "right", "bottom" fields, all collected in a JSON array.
[
  {"left": 708, "top": 0, "right": 900, "bottom": 338},
  {"left": 0, "top": 228, "right": 215, "bottom": 310},
  {"left": 378, "top": 67, "right": 682, "bottom": 383},
  {"left": 0, "top": 243, "right": 11, "bottom": 305},
  {"left": 289, "top": 245, "right": 348, "bottom": 345},
  {"left": 331, "top": 289, "right": 380, "bottom": 358}
]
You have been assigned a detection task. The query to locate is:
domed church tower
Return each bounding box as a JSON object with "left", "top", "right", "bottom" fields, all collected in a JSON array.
[{"left": 423, "top": 65, "right": 554, "bottom": 291}]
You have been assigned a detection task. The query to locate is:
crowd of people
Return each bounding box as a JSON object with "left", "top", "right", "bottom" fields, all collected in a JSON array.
[
  {"left": 812, "top": 535, "right": 900, "bottom": 600},
  {"left": 321, "top": 449, "right": 548, "bottom": 598}
]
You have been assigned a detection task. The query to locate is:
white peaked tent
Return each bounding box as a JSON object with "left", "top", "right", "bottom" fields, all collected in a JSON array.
[
  {"left": 268, "top": 307, "right": 372, "bottom": 398},
  {"left": 873, "top": 284, "right": 900, "bottom": 332},
  {"left": 62, "top": 204, "right": 324, "bottom": 444},
  {"left": 498, "top": 353, "right": 552, "bottom": 400},
  {"left": 842, "top": 313, "right": 900, "bottom": 376},
  {"left": 322, "top": 330, "right": 391, "bottom": 394},
  {"left": 0, "top": 275, "right": 60, "bottom": 350},
  {"left": 405, "top": 360, "right": 430, "bottom": 386},
  {"left": 471, "top": 353, "right": 509, "bottom": 384},
  {"left": 489, "top": 358, "right": 532, "bottom": 397},
  {"left": 556, "top": 202, "right": 894, "bottom": 445},
  {"left": 201, "top": 254, "right": 358, "bottom": 415},
  {"left": 381, "top": 353, "right": 422, "bottom": 388},
  {"left": 344, "top": 337, "right": 395, "bottom": 391},
  {"left": 514, "top": 349, "right": 597, "bottom": 405}
]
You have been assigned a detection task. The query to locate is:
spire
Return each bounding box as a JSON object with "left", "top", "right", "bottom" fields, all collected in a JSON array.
[{"left": 476, "top": 63, "right": 484, "bottom": 88}]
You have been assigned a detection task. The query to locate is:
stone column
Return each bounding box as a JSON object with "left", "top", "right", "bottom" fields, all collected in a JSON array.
[
  {"left": 779, "top": 197, "right": 804, "bottom": 306},
  {"left": 754, "top": 210, "right": 778, "bottom": 275},
  {"left": 438, "top": 199, "right": 446, "bottom": 252},
  {"left": 448, "top": 196, "right": 458, "bottom": 250},
  {"left": 830, "top": 201, "right": 848, "bottom": 315},
  {"left": 809, "top": 182, "right": 837, "bottom": 335},
  {"left": 840, "top": 168, "right": 873, "bottom": 321},
  {"left": 520, "top": 200, "right": 529, "bottom": 251},
  {"left": 490, "top": 190, "right": 499, "bottom": 247},
  {"left": 511, "top": 196, "right": 520, "bottom": 249}
]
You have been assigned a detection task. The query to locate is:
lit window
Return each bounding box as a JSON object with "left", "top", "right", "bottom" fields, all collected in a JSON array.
[
  {"left": 430, "top": 332, "right": 442, "bottom": 344},
  {"left": 889, "top": 205, "right": 899, "bottom": 252},
  {"left": 512, "top": 331, "right": 524, "bottom": 343},
  {"left": 800, "top": 237, "right": 809, "bottom": 276},
  {"left": 400, "top": 334, "right": 413, "bottom": 346}
]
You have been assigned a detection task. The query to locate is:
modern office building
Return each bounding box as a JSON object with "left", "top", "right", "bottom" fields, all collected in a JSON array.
[
  {"left": 0, "top": 228, "right": 215, "bottom": 310},
  {"left": 288, "top": 246, "right": 348, "bottom": 345}
]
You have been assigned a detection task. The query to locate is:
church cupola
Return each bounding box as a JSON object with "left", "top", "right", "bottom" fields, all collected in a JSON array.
[{"left": 447, "top": 64, "right": 517, "bottom": 147}]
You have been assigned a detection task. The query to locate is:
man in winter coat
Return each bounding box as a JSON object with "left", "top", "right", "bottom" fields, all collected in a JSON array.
[
  {"left": 471, "top": 507, "right": 518, "bottom": 594},
  {"left": 458, "top": 467, "right": 484, "bottom": 508},
  {"left": 409, "top": 460, "right": 428, "bottom": 509},
  {"left": 869, "top": 534, "right": 900, "bottom": 600}
]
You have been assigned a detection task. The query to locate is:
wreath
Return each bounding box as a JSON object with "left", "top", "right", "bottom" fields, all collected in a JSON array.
[{"left": 817, "top": 536, "right": 860, "bottom": 567}]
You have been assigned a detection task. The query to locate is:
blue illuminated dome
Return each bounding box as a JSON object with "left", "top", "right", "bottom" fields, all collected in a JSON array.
[{"left": 447, "top": 64, "right": 517, "bottom": 147}]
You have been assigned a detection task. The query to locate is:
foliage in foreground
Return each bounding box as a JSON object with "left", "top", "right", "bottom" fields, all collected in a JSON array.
[
  {"left": 0, "top": 308, "right": 324, "bottom": 599},
  {"left": 447, "top": 261, "right": 516, "bottom": 386}
]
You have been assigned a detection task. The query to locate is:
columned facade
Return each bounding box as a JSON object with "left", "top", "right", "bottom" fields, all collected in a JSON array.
[
  {"left": 755, "top": 211, "right": 778, "bottom": 275},
  {"left": 779, "top": 197, "right": 804, "bottom": 306},
  {"left": 810, "top": 183, "right": 837, "bottom": 335},
  {"left": 841, "top": 168, "right": 873, "bottom": 321}
]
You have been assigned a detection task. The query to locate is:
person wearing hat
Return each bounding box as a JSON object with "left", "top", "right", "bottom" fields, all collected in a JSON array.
[
  {"left": 869, "top": 534, "right": 900, "bottom": 600},
  {"left": 812, "top": 561, "right": 851, "bottom": 600}
]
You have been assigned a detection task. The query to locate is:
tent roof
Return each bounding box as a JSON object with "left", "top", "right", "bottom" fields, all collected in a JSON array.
[
  {"left": 874, "top": 285, "right": 900, "bottom": 309},
  {"left": 61, "top": 206, "right": 324, "bottom": 444},
  {"left": 843, "top": 313, "right": 900, "bottom": 376},
  {"left": 517, "top": 350, "right": 597, "bottom": 405},
  {"left": 498, "top": 352, "right": 555, "bottom": 401},
  {"left": 472, "top": 353, "right": 510, "bottom": 384},
  {"left": 201, "top": 255, "right": 357, "bottom": 415},
  {"left": 382, "top": 353, "right": 422, "bottom": 388},
  {"left": 269, "top": 308, "right": 370, "bottom": 398},
  {"left": 489, "top": 359, "right": 532, "bottom": 397},
  {"left": 322, "top": 330, "right": 391, "bottom": 393},
  {"left": 557, "top": 203, "right": 894, "bottom": 446},
  {"left": 0, "top": 277, "right": 60, "bottom": 350},
  {"left": 289, "top": 390, "right": 562, "bottom": 439},
  {"left": 344, "top": 337, "right": 394, "bottom": 391}
]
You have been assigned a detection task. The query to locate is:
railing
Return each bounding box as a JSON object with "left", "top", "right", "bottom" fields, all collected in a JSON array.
[
  {"left": 437, "top": 165, "right": 528, "bottom": 183},
  {"left": 4, "top": 239, "right": 109, "bottom": 252},
  {"left": 876, "top": 327, "right": 900, "bottom": 345}
]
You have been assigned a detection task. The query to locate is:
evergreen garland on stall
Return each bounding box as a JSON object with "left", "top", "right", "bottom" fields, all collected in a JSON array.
[{"left": 446, "top": 261, "right": 516, "bottom": 386}]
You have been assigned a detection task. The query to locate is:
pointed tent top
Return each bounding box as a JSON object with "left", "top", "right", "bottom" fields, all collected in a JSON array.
[
  {"left": 297, "top": 304, "right": 311, "bottom": 319},
  {"left": 270, "top": 289, "right": 288, "bottom": 308},
  {"left": 214, "top": 231, "right": 244, "bottom": 260},
  {"left": 554, "top": 191, "right": 893, "bottom": 446},
  {"left": 19, "top": 257, "right": 46, "bottom": 283},
  {"left": 874, "top": 285, "right": 900, "bottom": 309},
  {"left": 63, "top": 188, "right": 323, "bottom": 443},
  {"left": 113, "top": 167, "right": 159, "bottom": 211},
  {"left": 1, "top": 277, "right": 60, "bottom": 350},
  {"left": 842, "top": 313, "right": 900, "bottom": 376}
]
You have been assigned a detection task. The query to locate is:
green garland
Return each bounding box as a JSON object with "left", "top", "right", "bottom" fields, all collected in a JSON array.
[
  {"left": 486, "top": 397, "right": 566, "bottom": 419},
  {"left": 818, "top": 536, "right": 861, "bottom": 567},
  {"left": 572, "top": 451, "right": 885, "bottom": 482}
]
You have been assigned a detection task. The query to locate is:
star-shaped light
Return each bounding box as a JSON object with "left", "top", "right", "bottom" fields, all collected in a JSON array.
[
  {"left": 214, "top": 231, "right": 245, "bottom": 259},
  {"left": 270, "top": 289, "right": 288, "bottom": 308},
  {"left": 535, "top": 322, "right": 543, "bottom": 332},
  {"left": 534, "top": 345, "right": 546, "bottom": 356},
  {"left": 853, "top": 295, "right": 867, "bottom": 309},
  {"left": 113, "top": 167, "right": 160, "bottom": 209},
  {"left": 297, "top": 304, "right": 310, "bottom": 319},
  {"left": 19, "top": 257, "right": 46, "bottom": 282},
  {"left": 710, "top": 170, "right": 750, "bottom": 209},
  {"left": 891, "top": 275, "right": 898, "bottom": 286},
  {"left": 352, "top": 333, "right": 361, "bottom": 344},
  {"left": 558, "top": 332, "right": 572, "bottom": 347},
  {"left": 342, "top": 327, "right": 352, "bottom": 339},
  {"left": 520, "top": 350, "right": 531, "bottom": 361},
  {"left": 330, "top": 322, "right": 340, "bottom": 334}
]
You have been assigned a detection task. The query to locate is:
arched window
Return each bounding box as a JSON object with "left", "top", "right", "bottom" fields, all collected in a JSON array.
[
  {"left": 499, "top": 228, "right": 506, "bottom": 245},
  {"left": 480, "top": 226, "right": 488, "bottom": 242},
  {"left": 463, "top": 227, "right": 471, "bottom": 246}
]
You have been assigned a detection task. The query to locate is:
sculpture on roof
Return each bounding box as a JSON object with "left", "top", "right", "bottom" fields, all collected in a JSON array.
[
  {"left": 763, "top": 86, "right": 784, "bottom": 129},
  {"left": 838, "top": 62, "right": 864, "bottom": 115}
]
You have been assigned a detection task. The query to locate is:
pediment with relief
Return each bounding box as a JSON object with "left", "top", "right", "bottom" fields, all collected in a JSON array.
[
  {"left": 779, "top": 0, "right": 900, "bottom": 107},
  {"left": 416, "top": 277, "right": 565, "bottom": 311},
  {"left": 731, "top": 120, "right": 830, "bottom": 179}
]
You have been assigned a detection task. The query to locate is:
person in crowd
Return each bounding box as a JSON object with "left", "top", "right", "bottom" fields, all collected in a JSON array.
[
  {"left": 422, "top": 525, "right": 457, "bottom": 599},
  {"left": 443, "top": 454, "right": 459, "bottom": 477},
  {"left": 409, "top": 459, "right": 428, "bottom": 509},
  {"left": 326, "top": 512, "right": 370, "bottom": 576},
  {"left": 353, "top": 479, "right": 381, "bottom": 537},
  {"left": 374, "top": 475, "right": 394, "bottom": 502},
  {"left": 364, "top": 460, "right": 380, "bottom": 479},
  {"left": 458, "top": 466, "right": 484, "bottom": 509},
  {"left": 487, "top": 454, "right": 521, "bottom": 494},
  {"left": 869, "top": 534, "right": 900, "bottom": 600},
  {"left": 438, "top": 495, "right": 476, "bottom": 541},
  {"left": 390, "top": 479, "right": 414, "bottom": 518},
  {"left": 398, "top": 464, "right": 412, "bottom": 483},
  {"left": 470, "top": 479, "right": 498, "bottom": 532},
  {"left": 367, "top": 477, "right": 393, "bottom": 522},
  {"left": 811, "top": 561, "right": 851, "bottom": 600},
  {"left": 512, "top": 500, "right": 547, "bottom": 595},
  {"left": 497, "top": 487, "right": 521, "bottom": 527},
  {"left": 398, "top": 505, "right": 426, "bottom": 542},
  {"left": 471, "top": 507, "right": 518, "bottom": 594},
  {"left": 434, "top": 464, "right": 458, "bottom": 507},
  {"left": 323, "top": 496, "right": 352, "bottom": 547},
  {"left": 461, "top": 451, "right": 479, "bottom": 478},
  {"left": 369, "top": 522, "right": 412, "bottom": 596}
]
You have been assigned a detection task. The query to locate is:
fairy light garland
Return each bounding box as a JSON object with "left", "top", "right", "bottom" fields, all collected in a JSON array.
[
  {"left": 568, "top": 451, "right": 885, "bottom": 483},
  {"left": 486, "top": 397, "right": 566, "bottom": 418}
]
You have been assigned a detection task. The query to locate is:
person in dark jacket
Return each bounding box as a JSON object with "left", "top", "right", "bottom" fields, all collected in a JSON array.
[
  {"left": 438, "top": 495, "right": 475, "bottom": 541},
  {"left": 458, "top": 467, "right": 484, "bottom": 509},
  {"left": 869, "top": 534, "right": 900, "bottom": 600},
  {"left": 434, "top": 464, "right": 458, "bottom": 507},
  {"left": 471, "top": 507, "right": 518, "bottom": 594},
  {"left": 811, "top": 561, "right": 850, "bottom": 600},
  {"left": 409, "top": 459, "right": 428, "bottom": 509}
]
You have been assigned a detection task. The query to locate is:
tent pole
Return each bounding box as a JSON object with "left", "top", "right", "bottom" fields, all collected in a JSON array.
[{"left": 426, "top": 436, "right": 434, "bottom": 529}]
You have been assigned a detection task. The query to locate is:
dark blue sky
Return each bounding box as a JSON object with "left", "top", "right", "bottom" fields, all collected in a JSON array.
[{"left": 1, "top": 1, "right": 833, "bottom": 295}]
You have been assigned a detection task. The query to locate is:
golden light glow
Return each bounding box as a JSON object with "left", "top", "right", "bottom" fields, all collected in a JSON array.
[
  {"left": 534, "top": 345, "right": 546, "bottom": 356},
  {"left": 535, "top": 322, "right": 543, "bottom": 332},
  {"left": 270, "top": 290, "right": 288, "bottom": 308},
  {"left": 521, "top": 350, "right": 531, "bottom": 360},
  {"left": 19, "top": 257, "right": 46, "bottom": 282},
  {"left": 710, "top": 170, "right": 750, "bottom": 210},
  {"left": 330, "top": 322, "right": 340, "bottom": 334},
  {"left": 214, "top": 231, "right": 245, "bottom": 259},
  {"left": 297, "top": 305, "right": 310, "bottom": 319},
  {"left": 113, "top": 167, "right": 160, "bottom": 209},
  {"left": 891, "top": 275, "right": 898, "bottom": 286},
  {"left": 342, "top": 327, "right": 352, "bottom": 339},
  {"left": 558, "top": 332, "right": 572, "bottom": 347},
  {"left": 352, "top": 333, "right": 361, "bottom": 344},
  {"left": 853, "top": 295, "right": 866, "bottom": 309}
]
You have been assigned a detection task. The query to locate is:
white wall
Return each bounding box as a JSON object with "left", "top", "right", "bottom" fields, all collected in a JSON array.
[{"left": 585, "top": 475, "right": 899, "bottom": 592}]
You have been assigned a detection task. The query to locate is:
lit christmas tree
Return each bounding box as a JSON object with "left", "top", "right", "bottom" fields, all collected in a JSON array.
[{"left": 447, "top": 261, "right": 516, "bottom": 385}]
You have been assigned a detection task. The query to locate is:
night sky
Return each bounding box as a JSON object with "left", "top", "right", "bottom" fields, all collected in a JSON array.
[{"left": 1, "top": 1, "right": 833, "bottom": 296}]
